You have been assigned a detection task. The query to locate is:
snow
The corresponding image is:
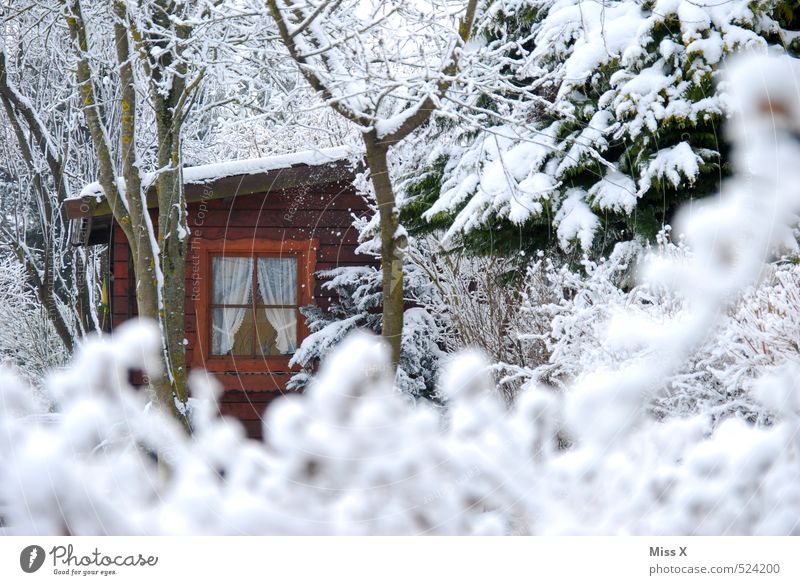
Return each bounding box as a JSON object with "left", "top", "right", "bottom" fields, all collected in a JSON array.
[
  {"left": 3, "top": 269, "right": 800, "bottom": 535},
  {"left": 555, "top": 189, "right": 599, "bottom": 250},
  {"left": 73, "top": 146, "right": 352, "bottom": 202},
  {"left": 5, "top": 0, "right": 800, "bottom": 538},
  {"left": 78, "top": 182, "right": 104, "bottom": 200},
  {"left": 637, "top": 142, "right": 703, "bottom": 196},
  {"left": 375, "top": 105, "right": 422, "bottom": 140},
  {"left": 423, "top": 125, "right": 562, "bottom": 239},
  {"left": 180, "top": 145, "right": 351, "bottom": 184},
  {"left": 547, "top": 0, "right": 644, "bottom": 101},
  {"left": 417, "top": 0, "right": 779, "bottom": 250},
  {"left": 289, "top": 313, "right": 363, "bottom": 370},
  {"left": 587, "top": 170, "right": 638, "bottom": 213}
]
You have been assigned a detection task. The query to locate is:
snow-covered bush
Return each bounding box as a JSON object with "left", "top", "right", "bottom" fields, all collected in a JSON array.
[
  {"left": 405, "top": 238, "right": 547, "bottom": 401},
  {"left": 712, "top": 263, "right": 800, "bottom": 394},
  {"left": 0, "top": 255, "right": 68, "bottom": 385},
  {"left": 293, "top": 234, "right": 544, "bottom": 403},
  {"left": 1, "top": 321, "right": 798, "bottom": 535},
  {"left": 289, "top": 262, "right": 446, "bottom": 402},
  {"left": 504, "top": 240, "right": 647, "bottom": 389},
  {"left": 507, "top": 234, "right": 800, "bottom": 426},
  {"left": 663, "top": 260, "right": 800, "bottom": 425}
]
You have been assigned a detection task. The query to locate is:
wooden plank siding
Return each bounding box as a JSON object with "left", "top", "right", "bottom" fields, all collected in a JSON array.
[{"left": 110, "top": 179, "right": 375, "bottom": 438}]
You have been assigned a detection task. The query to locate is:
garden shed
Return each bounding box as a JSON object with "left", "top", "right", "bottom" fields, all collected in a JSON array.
[{"left": 65, "top": 147, "right": 372, "bottom": 437}]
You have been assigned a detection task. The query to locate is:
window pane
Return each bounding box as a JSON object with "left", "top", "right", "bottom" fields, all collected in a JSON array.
[
  {"left": 211, "top": 308, "right": 254, "bottom": 356},
  {"left": 256, "top": 257, "right": 297, "bottom": 306},
  {"left": 212, "top": 257, "right": 253, "bottom": 305},
  {"left": 257, "top": 308, "right": 297, "bottom": 355}
]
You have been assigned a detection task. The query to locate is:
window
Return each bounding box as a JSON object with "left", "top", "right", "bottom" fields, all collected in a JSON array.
[
  {"left": 211, "top": 256, "right": 298, "bottom": 357},
  {"left": 194, "top": 239, "right": 317, "bottom": 370}
]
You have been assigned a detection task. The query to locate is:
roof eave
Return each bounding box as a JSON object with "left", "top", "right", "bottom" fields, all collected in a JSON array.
[{"left": 65, "top": 159, "right": 358, "bottom": 221}]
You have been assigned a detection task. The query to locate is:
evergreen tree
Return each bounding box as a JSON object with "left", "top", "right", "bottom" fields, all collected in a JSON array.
[
  {"left": 289, "top": 262, "right": 446, "bottom": 402},
  {"left": 401, "top": 0, "right": 799, "bottom": 256}
]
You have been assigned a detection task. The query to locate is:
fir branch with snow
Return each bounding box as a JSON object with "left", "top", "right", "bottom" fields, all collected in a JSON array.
[{"left": 402, "top": 0, "right": 795, "bottom": 255}]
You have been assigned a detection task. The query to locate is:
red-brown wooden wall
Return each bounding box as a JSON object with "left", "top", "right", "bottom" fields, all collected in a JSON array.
[{"left": 110, "top": 178, "right": 374, "bottom": 438}]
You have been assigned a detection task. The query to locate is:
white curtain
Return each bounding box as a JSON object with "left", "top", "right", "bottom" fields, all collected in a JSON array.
[
  {"left": 257, "top": 257, "right": 297, "bottom": 354},
  {"left": 211, "top": 257, "right": 253, "bottom": 355}
]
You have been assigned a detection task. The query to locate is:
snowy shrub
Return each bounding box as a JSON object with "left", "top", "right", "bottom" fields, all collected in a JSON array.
[
  {"left": 510, "top": 235, "right": 800, "bottom": 426},
  {"left": 505, "top": 240, "right": 645, "bottom": 389},
  {"left": 712, "top": 264, "right": 800, "bottom": 396},
  {"left": 405, "top": 238, "right": 546, "bottom": 400},
  {"left": 1, "top": 321, "right": 798, "bottom": 535},
  {"left": 661, "top": 261, "right": 800, "bottom": 425},
  {"left": 289, "top": 262, "right": 446, "bottom": 402},
  {"left": 0, "top": 255, "right": 68, "bottom": 385}
]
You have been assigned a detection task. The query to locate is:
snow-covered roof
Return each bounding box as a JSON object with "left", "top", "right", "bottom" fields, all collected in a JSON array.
[{"left": 75, "top": 145, "right": 352, "bottom": 200}]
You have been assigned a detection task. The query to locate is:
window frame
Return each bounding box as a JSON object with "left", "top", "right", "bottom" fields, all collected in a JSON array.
[{"left": 194, "top": 238, "right": 318, "bottom": 372}]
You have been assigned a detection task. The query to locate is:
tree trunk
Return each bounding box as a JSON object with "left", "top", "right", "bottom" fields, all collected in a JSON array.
[
  {"left": 143, "top": 3, "right": 191, "bottom": 418},
  {"left": 73, "top": 248, "right": 95, "bottom": 336},
  {"left": 63, "top": 0, "right": 191, "bottom": 429},
  {"left": 364, "top": 133, "right": 405, "bottom": 371},
  {"left": 155, "top": 162, "right": 190, "bottom": 409}
]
